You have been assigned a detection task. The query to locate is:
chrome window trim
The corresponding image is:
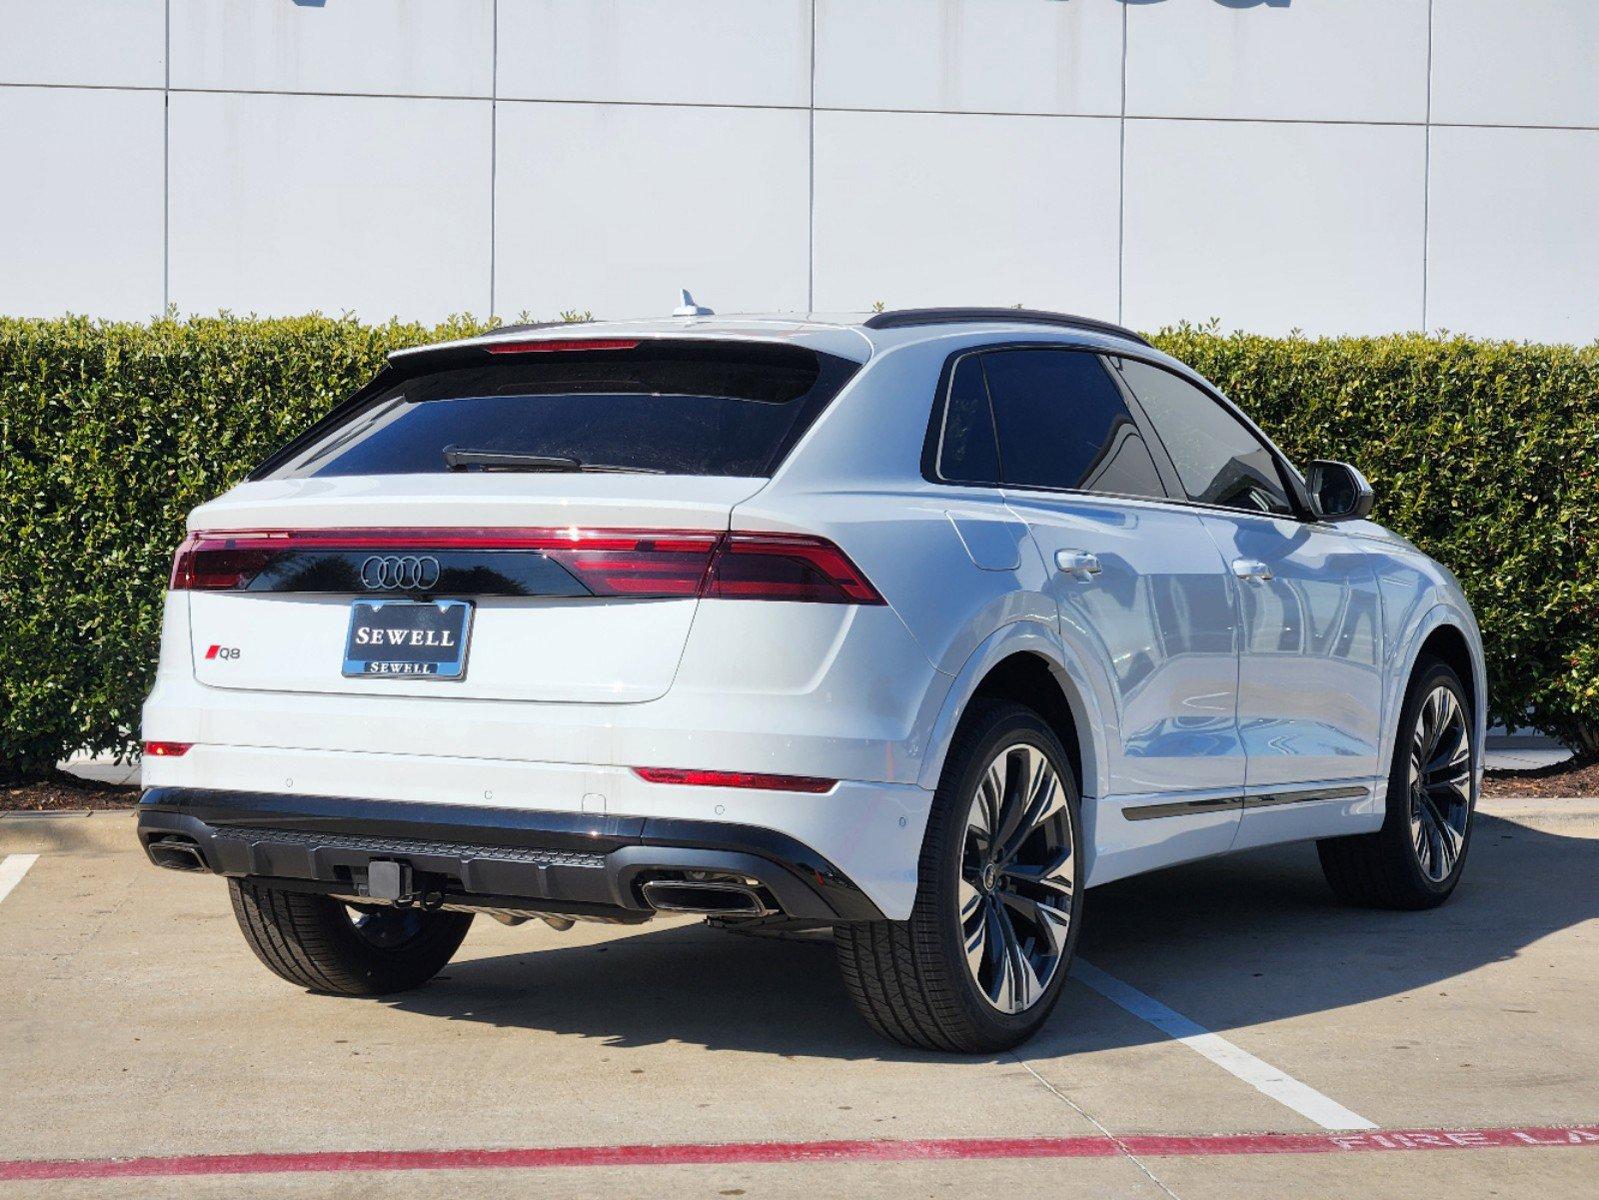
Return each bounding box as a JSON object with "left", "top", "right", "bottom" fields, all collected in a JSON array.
[
  {"left": 922, "top": 342, "right": 1323, "bottom": 523},
  {"left": 924, "top": 343, "right": 1179, "bottom": 505}
]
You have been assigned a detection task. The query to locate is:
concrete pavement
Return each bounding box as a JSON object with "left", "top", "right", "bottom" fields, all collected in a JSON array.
[{"left": 2, "top": 799, "right": 1596, "bottom": 1197}]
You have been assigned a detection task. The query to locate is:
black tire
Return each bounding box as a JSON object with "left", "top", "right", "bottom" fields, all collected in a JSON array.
[
  {"left": 228, "top": 878, "right": 473, "bottom": 996},
  {"left": 835, "top": 700, "right": 1084, "bottom": 1053},
  {"left": 1317, "top": 657, "right": 1476, "bottom": 910}
]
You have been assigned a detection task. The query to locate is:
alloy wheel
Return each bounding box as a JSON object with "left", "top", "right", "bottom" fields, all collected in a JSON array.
[
  {"left": 1407, "top": 685, "right": 1472, "bottom": 883},
  {"left": 959, "top": 742, "right": 1075, "bottom": 1014},
  {"left": 348, "top": 905, "right": 427, "bottom": 950}
]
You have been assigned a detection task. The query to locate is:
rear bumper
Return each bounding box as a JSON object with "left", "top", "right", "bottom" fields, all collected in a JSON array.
[{"left": 137, "top": 787, "right": 886, "bottom": 922}]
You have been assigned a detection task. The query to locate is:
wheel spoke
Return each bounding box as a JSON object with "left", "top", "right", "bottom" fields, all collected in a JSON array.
[
  {"left": 967, "top": 760, "right": 1003, "bottom": 858},
  {"left": 983, "top": 903, "right": 1015, "bottom": 1010},
  {"left": 999, "top": 752, "right": 1064, "bottom": 865},
  {"left": 964, "top": 897, "right": 989, "bottom": 977},
  {"left": 1005, "top": 843, "right": 1074, "bottom": 899},
  {"left": 958, "top": 877, "right": 983, "bottom": 924},
  {"left": 1036, "top": 902, "right": 1072, "bottom": 955},
  {"left": 1425, "top": 715, "right": 1468, "bottom": 781},
  {"left": 989, "top": 748, "right": 1035, "bottom": 857},
  {"left": 990, "top": 902, "right": 1043, "bottom": 1013},
  {"left": 996, "top": 885, "right": 1042, "bottom": 931},
  {"left": 1421, "top": 689, "right": 1444, "bottom": 753},
  {"left": 1411, "top": 813, "right": 1432, "bottom": 876},
  {"left": 1425, "top": 795, "right": 1464, "bottom": 871}
]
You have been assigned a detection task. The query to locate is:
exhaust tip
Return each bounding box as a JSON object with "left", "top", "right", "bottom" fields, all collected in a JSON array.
[
  {"left": 640, "top": 878, "right": 775, "bottom": 917},
  {"left": 146, "top": 837, "right": 208, "bottom": 873}
]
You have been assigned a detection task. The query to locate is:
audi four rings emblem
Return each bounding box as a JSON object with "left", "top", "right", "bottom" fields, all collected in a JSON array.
[{"left": 360, "top": 554, "right": 442, "bottom": 591}]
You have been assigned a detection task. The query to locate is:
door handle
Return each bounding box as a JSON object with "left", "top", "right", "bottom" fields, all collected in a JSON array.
[
  {"left": 1232, "top": 558, "right": 1273, "bottom": 582},
  {"left": 1055, "top": 549, "right": 1102, "bottom": 576}
]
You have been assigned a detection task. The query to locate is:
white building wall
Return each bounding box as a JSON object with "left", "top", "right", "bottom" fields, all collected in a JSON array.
[{"left": 1, "top": 0, "right": 1595, "bottom": 341}]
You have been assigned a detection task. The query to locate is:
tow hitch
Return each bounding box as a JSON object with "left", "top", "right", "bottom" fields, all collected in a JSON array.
[{"left": 359, "top": 860, "right": 445, "bottom": 910}]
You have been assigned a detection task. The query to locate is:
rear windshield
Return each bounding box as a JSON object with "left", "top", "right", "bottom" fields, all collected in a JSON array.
[{"left": 256, "top": 341, "right": 859, "bottom": 480}]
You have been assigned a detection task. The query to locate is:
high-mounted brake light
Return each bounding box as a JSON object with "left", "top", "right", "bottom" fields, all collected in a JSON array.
[
  {"left": 142, "top": 741, "right": 192, "bottom": 757},
  {"left": 486, "top": 338, "right": 640, "bottom": 354},
  {"left": 169, "top": 528, "right": 883, "bottom": 605},
  {"left": 633, "top": 767, "right": 836, "bottom": 794}
]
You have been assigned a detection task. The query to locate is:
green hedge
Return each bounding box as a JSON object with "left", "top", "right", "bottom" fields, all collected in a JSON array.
[
  {"left": 0, "top": 314, "right": 491, "bottom": 782},
  {"left": 1, "top": 315, "right": 1595, "bottom": 780},
  {"left": 1150, "top": 326, "right": 1599, "bottom": 760}
]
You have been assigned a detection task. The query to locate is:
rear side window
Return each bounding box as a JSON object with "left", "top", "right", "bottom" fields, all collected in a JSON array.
[
  {"left": 1112, "top": 359, "right": 1293, "bottom": 516},
  {"left": 981, "top": 348, "right": 1167, "bottom": 499},
  {"left": 258, "top": 341, "right": 858, "bottom": 480},
  {"left": 936, "top": 355, "right": 1002, "bottom": 485}
]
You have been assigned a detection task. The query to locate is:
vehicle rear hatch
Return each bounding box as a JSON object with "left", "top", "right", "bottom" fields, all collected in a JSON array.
[{"left": 175, "top": 337, "right": 859, "bottom": 704}]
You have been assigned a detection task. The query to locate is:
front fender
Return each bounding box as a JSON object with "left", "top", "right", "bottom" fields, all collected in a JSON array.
[{"left": 1381, "top": 599, "right": 1488, "bottom": 794}]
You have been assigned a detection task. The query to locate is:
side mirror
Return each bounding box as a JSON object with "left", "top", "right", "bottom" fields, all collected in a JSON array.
[{"left": 1306, "top": 460, "right": 1375, "bottom": 522}]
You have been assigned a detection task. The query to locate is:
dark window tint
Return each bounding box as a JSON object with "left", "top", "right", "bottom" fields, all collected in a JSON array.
[
  {"left": 981, "top": 349, "right": 1166, "bottom": 499},
  {"left": 259, "top": 342, "right": 857, "bottom": 480},
  {"left": 1113, "top": 359, "right": 1293, "bottom": 516},
  {"left": 936, "top": 355, "right": 1001, "bottom": 484}
]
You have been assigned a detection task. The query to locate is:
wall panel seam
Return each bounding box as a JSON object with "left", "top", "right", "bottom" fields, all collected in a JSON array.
[
  {"left": 162, "top": 0, "right": 170, "bottom": 313},
  {"left": 489, "top": 0, "right": 498, "bottom": 319},
  {"left": 807, "top": 0, "right": 816, "bottom": 315},
  {"left": 1422, "top": 0, "right": 1435, "bottom": 331},
  {"left": 1117, "top": 0, "right": 1128, "bottom": 323}
]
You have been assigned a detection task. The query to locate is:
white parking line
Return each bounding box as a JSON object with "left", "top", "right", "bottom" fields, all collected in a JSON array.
[
  {"left": 1072, "top": 959, "right": 1377, "bottom": 1132},
  {"left": 0, "top": 854, "right": 39, "bottom": 906}
]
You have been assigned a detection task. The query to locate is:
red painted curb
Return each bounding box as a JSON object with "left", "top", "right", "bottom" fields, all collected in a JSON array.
[{"left": 3, "top": 1126, "right": 1596, "bottom": 1182}]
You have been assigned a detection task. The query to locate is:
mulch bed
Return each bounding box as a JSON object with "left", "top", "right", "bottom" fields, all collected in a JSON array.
[
  {"left": 1, "top": 777, "right": 138, "bottom": 812},
  {"left": 1480, "top": 756, "right": 1599, "bottom": 799},
  {"left": 2, "top": 758, "right": 1596, "bottom": 813}
]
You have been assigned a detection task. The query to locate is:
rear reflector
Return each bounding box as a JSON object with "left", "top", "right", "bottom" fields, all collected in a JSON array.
[
  {"left": 142, "top": 741, "right": 192, "bottom": 757},
  {"left": 170, "top": 528, "right": 883, "bottom": 604},
  {"left": 486, "top": 338, "right": 640, "bottom": 354},
  {"left": 633, "top": 767, "right": 837, "bottom": 794}
]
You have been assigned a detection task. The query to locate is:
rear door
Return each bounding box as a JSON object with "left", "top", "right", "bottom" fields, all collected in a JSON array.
[
  {"left": 179, "top": 339, "right": 858, "bottom": 705},
  {"left": 941, "top": 346, "right": 1244, "bottom": 864},
  {"left": 1110, "top": 357, "right": 1385, "bottom": 846}
]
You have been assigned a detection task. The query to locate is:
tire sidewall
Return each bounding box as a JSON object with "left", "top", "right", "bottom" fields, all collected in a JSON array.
[
  {"left": 1381, "top": 659, "right": 1476, "bottom": 901},
  {"left": 922, "top": 702, "right": 1084, "bottom": 1047}
]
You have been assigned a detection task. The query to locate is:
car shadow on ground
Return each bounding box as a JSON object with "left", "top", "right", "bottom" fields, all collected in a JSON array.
[{"left": 379, "top": 813, "right": 1599, "bottom": 1062}]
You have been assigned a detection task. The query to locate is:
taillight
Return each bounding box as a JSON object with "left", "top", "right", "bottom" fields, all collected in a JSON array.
[
  {"left": 168, "top": 527, "right": 882, "bottom": 604},
  {"left": 142, "top": 741, "right": 192, "bottom": 757},
  {"left": 633, "top": 767, "right": 836, "bottom": 793},
  {"left": 706, "top": 533, "right": 884, "bottom": 604},
  {"left": 169, "top": 531, "right": 284, "bottom": 591},
  {"left": 552, "top": 533, "right": 720, "bottom": 597}
]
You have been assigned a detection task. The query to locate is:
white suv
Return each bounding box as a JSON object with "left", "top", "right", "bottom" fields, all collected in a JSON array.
[{"left": 139, "top": 308, "right": 1484, "bottom": 1052}]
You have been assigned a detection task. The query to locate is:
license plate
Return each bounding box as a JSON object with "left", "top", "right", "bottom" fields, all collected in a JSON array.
[{"left": 342, "top": 599, "right": 473, "bottom": 679}]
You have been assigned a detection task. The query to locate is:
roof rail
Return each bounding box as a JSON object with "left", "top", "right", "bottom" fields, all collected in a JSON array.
[{"left": 861, "top": 307, "right": 1150, "bottom": 346}]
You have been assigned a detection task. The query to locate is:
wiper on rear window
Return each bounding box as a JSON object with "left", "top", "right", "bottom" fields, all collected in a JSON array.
[
  {"left": 444, "top": 447, "right": 580, "bottom": 471},
  {"left": 442, "top": 446, "right": 661, "bottom": 473}
]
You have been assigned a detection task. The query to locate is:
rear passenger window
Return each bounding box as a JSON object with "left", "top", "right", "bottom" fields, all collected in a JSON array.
[
  {"left": 1112, "top": 359, "right": 1294, "bottom": 516},
  {"left": 936, "top": 355, "right": 1001, "bottom": 485},
  {"left": 981, "top": 349, "right": 1166, "bottom": 499}
]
